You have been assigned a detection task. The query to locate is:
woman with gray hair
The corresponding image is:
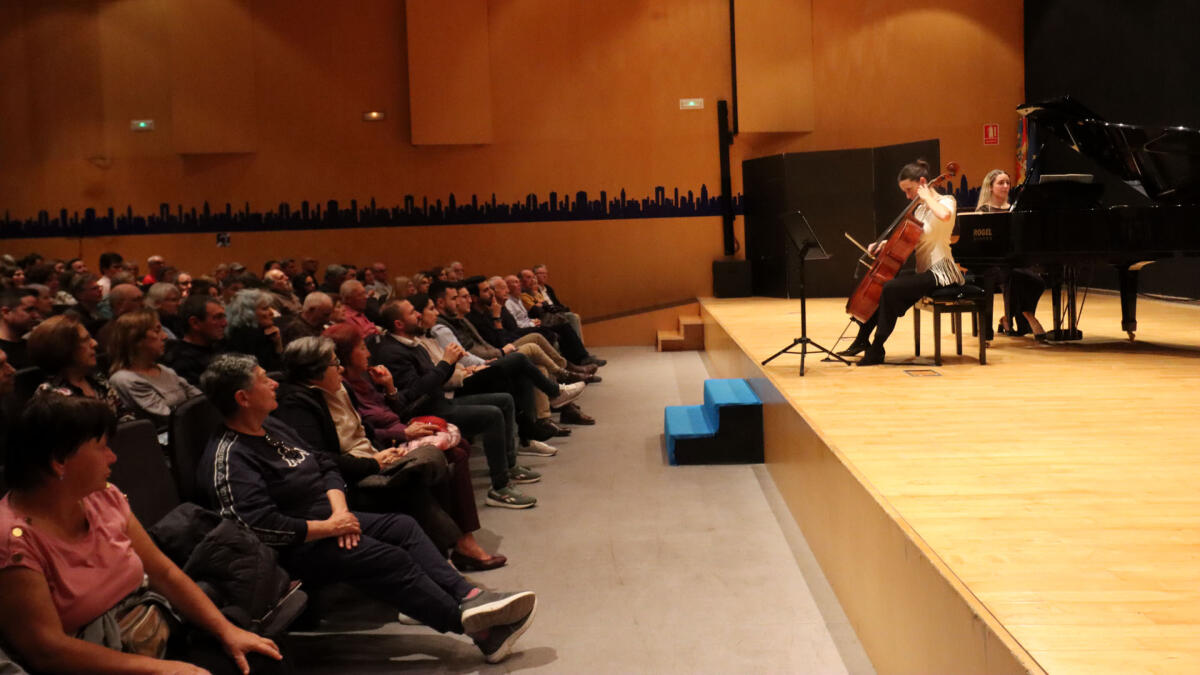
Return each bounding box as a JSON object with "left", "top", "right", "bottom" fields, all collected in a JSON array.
[
  {"left": 144, "top": 281, "right": 183, "bottom": 339},
  {"left": 196, "top": 354, "right": 536, "bottom": 663},
  {"left": 275, "top": 336, "right": 506, "bottom": 570},
  {"left": 224, "top": 289, "right": 283, "bottom": 371}
]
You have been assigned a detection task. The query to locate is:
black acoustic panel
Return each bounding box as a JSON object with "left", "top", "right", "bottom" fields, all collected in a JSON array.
[
  {"left": 712, "top": 260, "right": 752, "bottom": 298},
  {"left": 743, "top": 149, "right": 874, "bottom": 298},
  {"left": 871, "top": 139, "right": 941, "bottom": 239}
]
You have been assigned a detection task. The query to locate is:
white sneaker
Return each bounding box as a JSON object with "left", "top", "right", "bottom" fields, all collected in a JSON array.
[
  {"left": 548, "top": 381, "right": 585, "bottom": 408},
  {"left": 518, "top": 439, "right": 558, "bottom": 456}
]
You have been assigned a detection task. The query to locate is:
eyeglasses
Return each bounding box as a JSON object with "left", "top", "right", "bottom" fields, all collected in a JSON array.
[{"left": 328, "top": 357, "right": 341, "bottom": 368}]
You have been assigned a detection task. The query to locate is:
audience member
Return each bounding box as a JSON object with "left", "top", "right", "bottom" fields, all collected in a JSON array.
[
  {"left": 367, "top": 262, "right": 391, "bottom": 300},
  {"left": 225, "top": 289, "right": 284, "bottom": 372},
  {"left": 532, "top": 264, "right": 583, "bottom": 338},
  {"left": 275, "top": 335, "right": 505, "bottom": 569},
  {"left": 265, "top": 269, "right": 302, "bottom": 316},
  {"left": 0, "top": 288, "right": 41, "bottom": 369},
  {"left": 95, "top": 252, "right": 124, "bottom": 297},
  {"left": 163, "top": 295, "right": 227, "bottom": 386},
  {"left": 144, "top": 282, "right": 184, "bottom": 339},
  {"left": 176, "top": 271, "right": 193, "bottom": 298},
  {"left": 106, "top": 309, "right": 201, "bottom": 432},
  {"left": 448, "top": 261, "right": 465, "bottom": 281},
  {"left": 28, "top": 315, "right": 120, "bottom": 415},
  {"left": 68, "top": 274, "right": 105, "bottom": 334},
  {"left": 468, "top": 277, "right": 601, "bottom": 367},
  {"left": 320, "top": 264, "right": 347, "bottom": 295},
  {"left": 282, "top": 291, "right": 333, "bottom": 346},
  {"left": 393, "top": 275, "right": 415, "bottom": 299},
  {"left": 291, "top": 272, "right": 317, "bottom": 301},
  {"left": 0, "top": 394, "right": 284, "bottom": 674},
  {"left": 141, "top": 254, "right": 166, "bottom": 286},
  {"left": 374, "top": 298, "right": 540, "bottom": 509},
  {"left": 338, "top": 280, "right": 380, "bottom": 339},
  {"left": 197, "top": 354, "right": 536, "bottom": 663}
]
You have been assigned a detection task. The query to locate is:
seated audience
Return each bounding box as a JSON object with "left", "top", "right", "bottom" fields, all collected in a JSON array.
[
  {"left": 106, "top": 309, "right": 201, "bottom": 432},
  {"left": 392, "top": 275, "right": 415, "bottom": 298},
  {"left": 197, "top": 354, "right": 536, "bottom": 663},
  {"left": 291, "top": 272, "right": 317, "bottom": 301},
  {"left": 163, "top": 295, "right": 227, "bottom": 387},
  {"left": 29, "top": 315, "right": 115, "bottom": 408},
  {"left": 532, "top": 264, "right": 584, "bottom": 340},
  {"left": 415, "top": 292, "right": 581, "bottom": 447},
  {"left": 319, "top": 264, "right": 347, "bottom": 295},
  {"left": 470, "top": 276, "right": 601, "bottom": 367},
  {"left": 338, "top": 280, "right": 380, "bottom": 339},
  {"left": 95, "top": 252, "right": 124, "bottom": 297},
  {"left": 276, "top": 334, "right": 505, "bottom": 570},
  {"left": 434, "top": 282, "right": 595, "bottom": 428},
  {"left": 281, "top": 291, "right": 334, "bottom": 346},
  {"left": 0, "top": 288, "right": 41, "bottom": 368},
  {"left": 412, "top": 272, "right": 432, "bottom": 295},
  {"left": 225, "top": 289, "right": 284, "bottom": 372},
  {"left": 141, "top": 254, "right": 166, "bottom": 287},
  {"left": 175, "top": 271, "right": 193, "bottom": 298},
  {"left": 367, "top": 262, "right": 391, "bottom": 300},
  {"left": 265, "top": 269, "right": 302, "bottom": 317},
  {"left": 374, "top": 298, "right": 541, "bottom": 509},
  {"left": 0, "top": 394, "right": 284, "bottom": 674},
  {"left": 448, "top": 261, "right": 465, "bottom": 281},
  {"left": 144, "top": 282, "right": 183, "bottom": 339},
  {"left": 69, "top": 274, "right": 105, "bottom": 333}
]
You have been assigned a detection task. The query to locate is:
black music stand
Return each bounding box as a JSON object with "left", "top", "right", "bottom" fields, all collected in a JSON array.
[{"left": 760, "top": 211, "right": 850, "bottom": 375}]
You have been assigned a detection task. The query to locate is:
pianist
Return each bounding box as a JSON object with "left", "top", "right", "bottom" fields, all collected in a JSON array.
[{"left": 976, "top": 169, "right": 1045, "bottom": 339}]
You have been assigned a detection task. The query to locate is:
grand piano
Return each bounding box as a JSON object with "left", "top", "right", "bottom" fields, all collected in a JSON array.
[{"left": 953, "top": 97, "right": 1200, "bottom": 340}]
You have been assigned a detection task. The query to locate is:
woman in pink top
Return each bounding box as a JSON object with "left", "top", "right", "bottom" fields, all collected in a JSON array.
[{"left": 0, "top": 394, "right": 283, "bottom": 674}]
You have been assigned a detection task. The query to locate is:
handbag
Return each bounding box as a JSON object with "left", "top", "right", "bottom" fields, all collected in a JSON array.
[{"left": 115, "top": 598, "right": 172, "bottom": 658}]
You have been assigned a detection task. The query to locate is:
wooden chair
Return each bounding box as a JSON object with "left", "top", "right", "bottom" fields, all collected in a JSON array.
[{"left": 913, "top": 284, "right": 988, "bottom": 366}]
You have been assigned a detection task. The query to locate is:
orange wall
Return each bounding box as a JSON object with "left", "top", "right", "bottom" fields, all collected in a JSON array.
[{"left": 0, "top": 0, "right": 1024, "bottom": 321}]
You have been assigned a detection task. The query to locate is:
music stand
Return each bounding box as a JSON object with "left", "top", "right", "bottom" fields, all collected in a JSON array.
[{"left": 760, "top": 210, "right": 850, "bottom": 375}]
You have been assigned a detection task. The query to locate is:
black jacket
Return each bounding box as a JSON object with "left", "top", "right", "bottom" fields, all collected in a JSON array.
[
  {"left": 371, "top": 334, "right": 454, "bottom": 417},
  {"left": 272, "top": 381, "right": 382, "bottom": 484},
  {"left": 161, "top": 339, "right": 220, "bottom": 386},
  {"left": 225, "top": 325, "right": 283, "bottom": 372},
  {"left": 198, "top": 417, "right": 346, "bottom": 547}
]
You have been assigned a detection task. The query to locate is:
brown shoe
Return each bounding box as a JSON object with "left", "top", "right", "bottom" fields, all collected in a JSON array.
[
  {"left": 559, "top": 403, "right": 595, "bottom": 425},
  {"left": 555, "top": 370, "right": 585, "bottom": 384},
  {"left": 569, "top": 363, "right": 598, "bottom": 375}
]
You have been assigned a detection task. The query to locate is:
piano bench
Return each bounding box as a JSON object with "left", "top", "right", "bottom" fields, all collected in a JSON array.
[{"left": 914, "top": 285, "right": 988, "bottom": 366}]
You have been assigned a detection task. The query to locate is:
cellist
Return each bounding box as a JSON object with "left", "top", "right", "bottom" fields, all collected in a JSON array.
[{"left": 840, "top": 160, "right": 964, "bottom": 366}]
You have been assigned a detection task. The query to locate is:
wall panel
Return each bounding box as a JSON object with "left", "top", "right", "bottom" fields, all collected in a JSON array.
[
  {"left": 734, "top": 0, "right": 815, "bottom": 132},
  {"left": 406, "top": 0, "right": 493, "bottom": 145}
]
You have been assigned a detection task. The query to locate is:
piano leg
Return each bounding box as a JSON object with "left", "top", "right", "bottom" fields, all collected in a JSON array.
[
  {"left": 1048, "top": 263, "right": 1083, "bottom": 341},
  {"left": 1117, "top": 264, "right": 1139, "bottom": 340}
]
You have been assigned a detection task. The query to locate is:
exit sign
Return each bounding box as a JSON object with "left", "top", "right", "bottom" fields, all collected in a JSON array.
[{"left": 983, "top": 123, "right": 1000, "bottom": 145}]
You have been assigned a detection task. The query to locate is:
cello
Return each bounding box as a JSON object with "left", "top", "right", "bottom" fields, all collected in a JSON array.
[{"left": 845, "top": 162, "right": 958, "bottom": 323}]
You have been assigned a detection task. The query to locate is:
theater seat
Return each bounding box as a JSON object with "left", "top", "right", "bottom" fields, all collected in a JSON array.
[
  {"left": 110, "top": 418, "right": 181, "bottom": 526},
  {"left": 169, "top": 395, "right": 222, "bottom": 504}
]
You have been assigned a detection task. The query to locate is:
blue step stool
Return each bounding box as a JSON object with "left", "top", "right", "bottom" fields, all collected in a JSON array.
[{"left": 664, "top": 378, "right": 764, "bottom": 465}]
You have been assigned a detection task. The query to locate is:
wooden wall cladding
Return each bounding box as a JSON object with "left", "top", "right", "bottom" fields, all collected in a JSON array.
[
  {"left": 167, "top": 0, "right": 258, "bottom": 154},
  {"left": 734, "top": 0, "right": 815, "bottom": 133},
  {"left": 405, "top": 0, "right": 493, "bottom": 145}
]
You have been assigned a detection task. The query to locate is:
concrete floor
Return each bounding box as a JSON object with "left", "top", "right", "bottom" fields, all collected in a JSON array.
[{"left": 290, "top": 347, "right": 874, "bottom": 674}]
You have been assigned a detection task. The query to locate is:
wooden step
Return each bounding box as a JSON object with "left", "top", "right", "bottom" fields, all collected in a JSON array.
[
  {"left": 678, "top": 315, "right": 704, "bottom": 350},
  {"left": 657, "top": 330, "right": 686, "bottom": 352}
]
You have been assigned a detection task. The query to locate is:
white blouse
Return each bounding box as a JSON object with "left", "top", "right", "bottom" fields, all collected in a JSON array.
[{"left": 912, "top": 194, "right": 964, "bottom": 287}]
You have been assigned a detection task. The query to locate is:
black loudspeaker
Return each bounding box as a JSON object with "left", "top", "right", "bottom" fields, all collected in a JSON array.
[
  {"left": 712, "top": 260, "right": 752, "bottom": 297},
  {"left": 742, "top": 140, "right": 940, "bottom": 298}
]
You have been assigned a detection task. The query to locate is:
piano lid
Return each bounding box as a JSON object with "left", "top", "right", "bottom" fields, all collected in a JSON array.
[{"left": 1018, "top": 97, "right": 1200, "bottom": 204}]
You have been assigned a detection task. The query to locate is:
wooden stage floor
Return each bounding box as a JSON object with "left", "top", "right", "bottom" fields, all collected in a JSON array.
[{"left": 699, "top": 292, "right": 1200, "bottom": 675}]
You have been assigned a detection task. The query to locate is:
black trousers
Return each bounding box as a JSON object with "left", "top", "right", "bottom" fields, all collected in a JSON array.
[
  {"left": 854, "top": 271, "right": 939, "bottom": 351},
  {"left": 281, "top": 511, "right": 474, "bottom": 634},
  {"left": 1006, "top": 268, "right": 1044, "bottom": 331},
  {"left": 428, "top": 391, "right": 517, "bottom": 490},
  {"left": 457, "top": 352, "right": 559, "bottom": 441}
]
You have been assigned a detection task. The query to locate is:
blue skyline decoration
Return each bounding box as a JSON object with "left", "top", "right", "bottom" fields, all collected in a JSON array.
[{"left": 1, "top": 185, "right": 744, "bottom": 239}]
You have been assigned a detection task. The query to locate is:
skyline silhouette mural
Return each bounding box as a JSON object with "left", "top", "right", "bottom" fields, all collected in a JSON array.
[
  {"left": 0, "top": 175, "right": 986, "bottom": 240},
  {"left": 1, "top": 185, "right": 743, "bottom": 239}
]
